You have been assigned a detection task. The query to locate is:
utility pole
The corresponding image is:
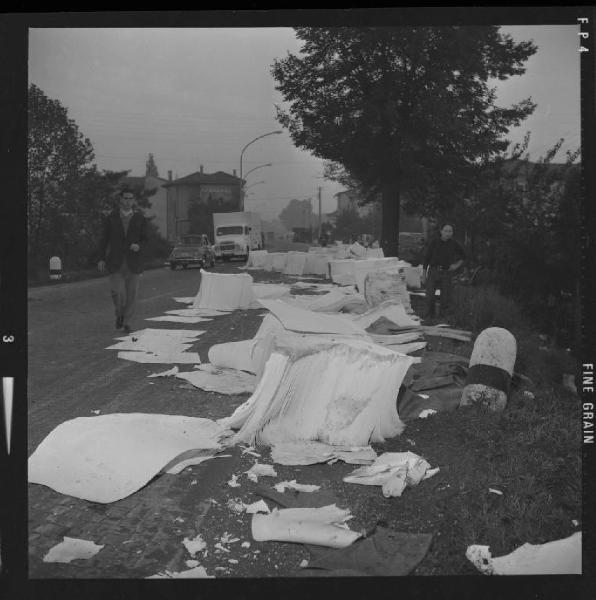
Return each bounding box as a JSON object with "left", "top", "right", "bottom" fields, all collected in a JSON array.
[{"left": 317, "top": 186, "right": 322, "bottom": 241}]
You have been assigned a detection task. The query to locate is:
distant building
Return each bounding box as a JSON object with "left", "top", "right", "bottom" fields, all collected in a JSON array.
[
  {"left": 163, "top": 166, "right": 243, "bottom": 241},
  {"left": 121, "top": 174, "right": 169, "bottom": 239}
]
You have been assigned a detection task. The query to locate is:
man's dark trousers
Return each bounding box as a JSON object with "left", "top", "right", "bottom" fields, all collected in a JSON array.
[{"left": 425, "top": 267, "right": 454, "bottom": 318}]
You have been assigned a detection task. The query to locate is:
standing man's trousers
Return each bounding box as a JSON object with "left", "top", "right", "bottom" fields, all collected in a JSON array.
[
  {"left": 425, "top": 267, "right": 453, "bottom": 317},
  {"left": 109, "top": 260, "right": 140, "bottom": 326}
]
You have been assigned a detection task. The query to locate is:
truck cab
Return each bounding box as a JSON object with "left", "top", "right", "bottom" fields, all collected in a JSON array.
[{"left": 213, "top": 212, "right": 262, "bottom": 261}]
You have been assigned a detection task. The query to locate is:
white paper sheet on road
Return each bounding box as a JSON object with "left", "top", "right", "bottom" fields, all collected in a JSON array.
[
  {"left": 193, "top": 270, "right": 257, "bottom": 310},
  {"left": 167, "top": 308, "right": 229, "bottom": 317},
  {"left": 270, "top": 440, "right": 377, "bottom": 466},
  {"left": 343, "top": 451, "right": 437, "bottom": 498},
  {"left": 147, "top": 566, "right": 214, "bottom": 578},
  {"left": 43, "top": 537, "right": 104, "bottom": 563},
  {"left": 258, "top": 299, "right": 369, "bottom": 336},
  {"left": 246, "top": 462, "right": 277, "bottom": 482},
  {"left": 175, "top": 364, "right": 257, "bottom": 395},
  {"left": 221, "top": 336, "right": 412, "bottom": 447},
  {"left": 252, "top": 505, "right": 361, "bottom": 548},
  {"left": 107, "top": 328, "right": 203, "bottom": 364},
  {"left": 146, "top": 315, "right": 212, "bottom": 324},
  {"left": 148, "top": 366, "right": 180, "bottom": 378},
  {"left": 28, "top": 413, "right": 232, "bottom": 503},
  {"left": 173, "top": 297, "right": 195, "bottom": 304},
  {"left": 208, "top": 340, "right": 257, "bottom": 374},
  {"left": 183, "top": 533, "right": 207, "bottom": 557},
  {"left": 274, "top": 480, "right": 321, "bottom": 493},
  {"left": 466, "top": 532, "right": 582, "bottom": 575},
  {"left": 118, "top": 351, "right": 202, "bottom": 364}
]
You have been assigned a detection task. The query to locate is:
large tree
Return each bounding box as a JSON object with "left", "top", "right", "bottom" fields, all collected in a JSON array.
[
  {"left": 272, "top": 27, "right": 536, "bottom": 256},
  {"left": 28, "top": 84, "right": 96, "bottom": 256}
]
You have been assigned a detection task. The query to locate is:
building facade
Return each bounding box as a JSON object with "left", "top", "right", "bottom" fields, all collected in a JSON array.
[{"left": 164, "top": 166, "right": 243, "bottom": 242}]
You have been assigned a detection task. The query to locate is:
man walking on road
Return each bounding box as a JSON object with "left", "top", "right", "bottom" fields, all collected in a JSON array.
[
  {"left": 422, "top": 223, "right": 465, "bottom": 320},
  {"left": 97, "top": 189, "right": 147, "bottom": 334}
]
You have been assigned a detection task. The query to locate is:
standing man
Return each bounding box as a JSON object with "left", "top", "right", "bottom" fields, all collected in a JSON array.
[
  {"left": 422, "top": 223, "right": 465, "bottom": 319},
  {"left": 97, "top": 188, "right": 148, "bottom": 334}
]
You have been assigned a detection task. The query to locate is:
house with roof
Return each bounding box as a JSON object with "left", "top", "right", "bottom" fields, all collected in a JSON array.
[{"left": 163, "top": 165, "right": 243, "bottom": 242}]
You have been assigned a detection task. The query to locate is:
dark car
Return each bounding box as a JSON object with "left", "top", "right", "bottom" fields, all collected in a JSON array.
[{"left": 168, "top": 234, "right": 215, "bottom": 270}]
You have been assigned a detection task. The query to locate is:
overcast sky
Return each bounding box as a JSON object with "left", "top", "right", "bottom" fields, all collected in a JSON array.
[{"left": 28, "top": 25, "right": 581, "bottom": 220}]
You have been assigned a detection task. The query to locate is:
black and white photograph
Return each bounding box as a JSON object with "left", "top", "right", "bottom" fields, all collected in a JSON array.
[{"left": 1, "top": 7, "right": 594, "bottom": 596}]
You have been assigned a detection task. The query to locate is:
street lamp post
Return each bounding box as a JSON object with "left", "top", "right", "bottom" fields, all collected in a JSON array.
[{"left": 239, "top": 130, "right": 282, "bottom": 210}]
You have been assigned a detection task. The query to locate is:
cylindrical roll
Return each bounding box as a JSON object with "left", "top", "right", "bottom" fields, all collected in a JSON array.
[{"left": 460, "top": 327, "right": 516, "bottom": 411}]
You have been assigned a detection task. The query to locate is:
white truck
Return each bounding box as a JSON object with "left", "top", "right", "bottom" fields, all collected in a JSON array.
[{"left": 213, "top": 211, "right": 262, "bottom": 261}]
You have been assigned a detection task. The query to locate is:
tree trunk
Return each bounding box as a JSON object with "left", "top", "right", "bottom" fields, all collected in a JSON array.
[{"left": 380, "top": 183, "right": 400, "bottom": 258}]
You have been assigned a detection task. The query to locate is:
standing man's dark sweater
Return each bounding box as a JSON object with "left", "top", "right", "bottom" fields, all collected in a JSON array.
[{"left": 422, "top": 223, "right": 465, "bottom": 318}]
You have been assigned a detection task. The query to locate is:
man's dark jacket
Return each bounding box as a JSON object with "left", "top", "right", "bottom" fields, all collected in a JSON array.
[{"left": 97, "top": 210, "right": 148, "bottom": 274}]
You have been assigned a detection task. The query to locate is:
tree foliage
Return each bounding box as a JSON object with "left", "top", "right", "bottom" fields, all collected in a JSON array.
[
  {"left": 272, "top": 27, "right": 537, "bottom": 256},
  {"left": 28, "top": 84, "right": 95, "bottom": 255},
  {"left": 278, "top": 198, "right": 314, "bottom": 231}
]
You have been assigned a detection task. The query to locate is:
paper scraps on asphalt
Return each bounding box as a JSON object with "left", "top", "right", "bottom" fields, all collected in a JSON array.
[
  {"left": 252, "top": 505, "right": 361, "bottom": 549},
  {"left": 167, "top": 308, "right": 229, "bottom": 317},
  {"left": 270, "top": 440, "right": 377, "bottom": 466},
  {"left": 245, "top": 500, "right": 271, "bottom": 514},
  {"left": 193, "top": 269, "right": 257, "bottom": 310},
  {"left": 28, "top": 413, "right": 232, "bottom": 503},
  {"left": 148, "top": 366, "right": 180, "bottom": 378},
  {"left": 221, "top": 336, "right": 413, "bottom": 447},
  {"left": 466, "top": 532, "right": 581, "bottom": 575},
  {"left": 183, "top": 533, "right": 207, "bottom": 557},
  {"left": 173, "top": 297, "right": 195, "bottom": 304},
  {"left": 258, "top": 299, "right": 369, "bottom": 336},
  {"left": 107, "top": 328, "right": 203, "bottom": 364},
  {"left": 227, "top": 474, "right": 240, "bottom": 488},
  {"left": 147, "top": 566, "right": 214, "bottom": 578},
  {"left": 175, "top": 364, "right": 257, "bottom": 395},
  {"left": 146, "top": 315, "right": 212, "bottom": 324},
  {"left": 42, "top": 537, "right": 104, "bottom": 563},
  {"left": 246, "top": 462, "right": 277, "bottom": 482},
  {"left": 343, "top": 452, "right": 438, "bottom": 498},
  {"left": 418, "top": 409, "right": 437, "bottom": 419},
  {"left": 274, "top": 480, "right": 321, "bottom": 493},
  {"left": 162, "top": 449, "right": 232, "bottom": 474}
]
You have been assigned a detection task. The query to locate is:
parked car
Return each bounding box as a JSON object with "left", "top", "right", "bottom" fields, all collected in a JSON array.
[{"left": 168, "top": 234, "right": 215, "bottom": 270}]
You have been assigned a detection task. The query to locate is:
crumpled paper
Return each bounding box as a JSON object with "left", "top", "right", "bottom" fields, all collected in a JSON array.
[
  {"left": 246, "top": 463, "right": 277, "bottom": 482},
  {"left": 270, "top": 440, "right": 377, "bottom": 466},
  {"left": 43, "top": 537, "right": 104, "bottom": 563},
  {"left": 466, "top": 532, "right": 581, "bottom": 575},
  {"left": 176, "top": 364, "right": 256, "bottom": 395},
  {"left": 252, "top": 505, "right": 362, "bottom": 548},
  {"left": 274, "top": 480, "right": 321, "bottom": 493},
  {"left": 343, "top": 452, "right": 438, "bottom": 498}
]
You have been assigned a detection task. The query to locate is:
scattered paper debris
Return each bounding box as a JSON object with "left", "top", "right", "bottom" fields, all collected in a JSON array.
[
  {"left": 572, "top": 520, "right": 579, "bottom": 527},
  {"left": 227, "top": 474, "right": 241, "bottom": 488},
  {"left": 466, "top": 532, "right": 581, "bottom": 575},
  {"left": 220, "top": 532, "right": 241, "bottom": 544},
  {"left": 299, "top": 559, "right": 309, "bottom": 568},
  {"left": 28, "top": 414, "right": 231, "bottom": 503},
  {"left": 185, "top": 559, "right": 199, "bottom": 568},
  {"left": 246, "top": 463, "right": 278, "bottom": 482},
  {"left": 148, "top": 366, "right": 180, "bottom": 378},
  {"left": 214, "top": 543, "right": 231, "bottom": 553},
  {"left": 241, "top": 541, "right": 251, "bottom": 549},
  {"left": 252, "top": 505, "right": 361, "bottom": 548},
  {"left": 43, "top": 537, "right": 104, "bottom": 563},
  {"left": 245, "top": 500, "right": 270, "bottom": 514},
  {"left": 418, "top": 409, "right": 437, "bottom": 419},
  {"left": 488, "top": 488, "right": 503, "bottom": 495},
  {"left": 228, "top": 559, "right": 239, "bottom": 564},
  {"left": 227, "top": 499, "right": 247, "bottom": 514},
  {"left": 274, "top": 480, "right": 321, "bottom": 493},
  {"left": 90, "top": 410, "right": 100, "bottom": 415},
  {"left": 147, "top": 566, "right": 214, "bottom": 578},
  {"left": 343, "top": 452, "right": 436, "bottom": 498},
  {"left": 183, "top": 533, "right": 207, "bottom": 557},
  {"left": 523, "top": 391, "right": 535, "bottom": 400}
]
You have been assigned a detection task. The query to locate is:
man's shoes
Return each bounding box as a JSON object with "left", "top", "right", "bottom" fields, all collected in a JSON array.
[
  {"left": 123, "top": 324, "right": 131, "bottom": 334},
  {"left": 116, "top": 316, "right": 124, "bottom": 329}
]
